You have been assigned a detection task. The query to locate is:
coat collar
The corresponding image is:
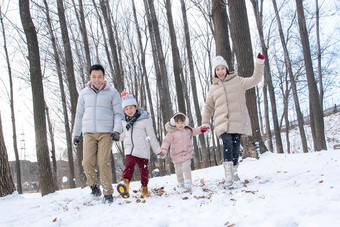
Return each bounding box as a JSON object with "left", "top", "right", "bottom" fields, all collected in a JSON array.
[{"left": 212, "top": 71, "right": 237, "bottom": 85}]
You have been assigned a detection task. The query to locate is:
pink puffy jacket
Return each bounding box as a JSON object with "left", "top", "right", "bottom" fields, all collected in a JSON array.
[{"left": 161, "top": 122, "right": 202, "bottom": 164}]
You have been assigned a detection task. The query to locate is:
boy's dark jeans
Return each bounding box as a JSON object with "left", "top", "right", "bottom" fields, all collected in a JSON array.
[{"left": 220, "top": 133, "right": 241, "bottom": 165}]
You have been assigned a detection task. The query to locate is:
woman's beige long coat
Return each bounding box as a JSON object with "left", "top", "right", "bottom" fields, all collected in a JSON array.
[{"left": 202, "top": 61, "right": 264, "bottom": 137}]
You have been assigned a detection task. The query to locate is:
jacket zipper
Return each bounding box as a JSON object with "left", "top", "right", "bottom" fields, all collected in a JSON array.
[
  {"left": 94, "top": 93, "right": 98, "bottom": 132},
  {"left": 130, "top": 125, "right": 134, "bottom": 155}
]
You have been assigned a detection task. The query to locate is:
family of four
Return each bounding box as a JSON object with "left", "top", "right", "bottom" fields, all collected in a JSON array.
[{"left": 72, "top": 54, "right": 265, "bottom": 203}]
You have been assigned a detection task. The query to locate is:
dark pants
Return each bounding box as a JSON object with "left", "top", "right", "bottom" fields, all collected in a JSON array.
[
  {"left": 122, "top": 155, "right": 149, "bottom": 186},
  {"left": 220, "top": 133, "right": 241, "bottom": 165}
]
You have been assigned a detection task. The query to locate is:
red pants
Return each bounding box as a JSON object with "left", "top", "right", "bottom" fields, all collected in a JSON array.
[{"left": 122, "top": 155, "right": 149, "bottom": 186}]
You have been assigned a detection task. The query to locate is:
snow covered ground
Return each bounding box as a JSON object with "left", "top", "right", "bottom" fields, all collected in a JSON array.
[
  {"left": 1, "top": 113, "right": 340, "bottom": 227},
  {"left": 1, "top": 150, "right": 340, "bottom": 227}
]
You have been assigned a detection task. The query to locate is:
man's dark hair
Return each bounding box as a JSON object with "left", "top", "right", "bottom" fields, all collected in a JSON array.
[{"left": 89, "top": 64, "right": 105, "bottom": 75}]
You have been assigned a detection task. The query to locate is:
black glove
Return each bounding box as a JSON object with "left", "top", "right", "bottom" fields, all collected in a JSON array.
[
  {"left": 111, "top": 132, "right": 120, "bottom": 141},
  {"left": 73, "top": 136, "right": 80, "bottom": 146}
]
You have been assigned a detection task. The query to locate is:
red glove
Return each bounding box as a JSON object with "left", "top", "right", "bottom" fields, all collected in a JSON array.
[
  {"left": 257, "top": 53, "right": 265, "bottom": 59},
  {"left": 201, "top": 126, "right": 208, "bottom": 134}
]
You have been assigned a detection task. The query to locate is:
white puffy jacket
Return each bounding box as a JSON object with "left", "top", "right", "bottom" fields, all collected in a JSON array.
[
  {"left": 120, "top": 108, "right": 161, "bottom": 159},
  {"left": 73, "top": 81, "right": 123, "bottom": 137}
]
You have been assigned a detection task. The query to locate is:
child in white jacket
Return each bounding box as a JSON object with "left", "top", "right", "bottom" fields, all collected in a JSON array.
[{"left": 117, "top": 91, "right": 163, "bottom": 198}]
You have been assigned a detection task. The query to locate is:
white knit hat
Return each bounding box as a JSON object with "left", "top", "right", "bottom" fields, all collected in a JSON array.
[
  {"left": 212, "top": 56, "right": 229, "bottom": 76},
  {"left": 121, "top": 91, "right": 138, "bottom": 110}
]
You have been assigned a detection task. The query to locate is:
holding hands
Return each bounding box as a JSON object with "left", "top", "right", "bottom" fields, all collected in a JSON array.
[
  {"left": 200, "top": 125, "right": 210, "bottom": 134},
  {"left": 111, "top": 132, "right": 120, "bottom": 141},
  {"left": 157, "top": 152, "right": 166, "bottom": 159}
]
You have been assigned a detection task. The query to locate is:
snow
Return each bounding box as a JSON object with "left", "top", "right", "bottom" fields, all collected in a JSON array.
[
  {"left": 1, "top": 113, "right": 340, "bottom": 227},
  {"left": 1, "top": 150, "right": 340, "bottom": 226}
]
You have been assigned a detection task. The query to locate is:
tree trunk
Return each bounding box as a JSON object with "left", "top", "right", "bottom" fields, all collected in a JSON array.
[
  {"left": 78, "top": 0, "right": 91, "bottom": 71},
  {"left": 181, "top": 0, "right": 208, "bottom": 168},
  {"left": 272, "top": 0, "right": 308, "bottom": 153},
  {"left": 263, "top": 84, "right": 273, "bottom": 151},
  {"left": 44, "top": 0, "right": 76, "bottom": 188},
  {"left": 19, "top": 0, "right": 55, "bottom": 196},
  {"left": 295, "top": 0, "right": 326, "bottom": 151},
  {"left": 56, "top": 0, "right": 85, "bottom": 186},
  {"left": 92, "top": 0, "right": 115, "bottom": 79},
  {"left": 315, "top": 0, "right": 323, "bottom": 111},
  {"left": 0, "top": 8, "right": 22, "bottom": 194},
  {"left": 99, "top": 0, "right": 124, "bottom": 92},
  {"left": 251, "top": 0, "right": 283, "bottom": 153},
  {"left": 228, "top": 0, "right": 267, "bottom": 157},
  {"left": 0, "top": 112, "right": 15, "bottom": 197},
  {"left": 145, "top": 0, "right": 173, "bottom": 127},
  {"left": 45, "top": 103, "right": 58, "bottom": 190},
  {"left": 165, "top": 0, "right": 186, "bottom": 113},
  {"left": 211, "top": 0, "right": 234, "bottom": 71}
]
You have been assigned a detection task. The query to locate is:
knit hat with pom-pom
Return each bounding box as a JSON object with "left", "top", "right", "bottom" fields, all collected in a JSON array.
[{"left": 121, "top": 91, "right": 138, "bottom": 110}]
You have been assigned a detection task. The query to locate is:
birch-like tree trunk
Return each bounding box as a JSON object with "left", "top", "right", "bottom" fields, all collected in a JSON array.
[{"left": 19, "top": 0, "right": 55, "bottom": 196}]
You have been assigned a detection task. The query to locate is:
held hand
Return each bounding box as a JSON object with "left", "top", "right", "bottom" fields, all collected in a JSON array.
[
  {"left": 73, "top": 136, "right": 80, "bottom": 146},
  {"left": 257, "top": 53, "right": 265, "bottom": 60},
  {"left": 200, "top": 126, "right": 208, "bottom": 134},
  {"left": 111, "top": 132, "right": 120, "bottom": 141},
  {"left": 157, "top": 152, "right": 166, "bottom": 159}
]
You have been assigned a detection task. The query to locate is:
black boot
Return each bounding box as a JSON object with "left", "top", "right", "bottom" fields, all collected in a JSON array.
[
  {"left": 90, "top": 185, "right": 102, "bottom": 197},
  {"left": 103, "top": 195, "right": 113, "bottom": 204}
]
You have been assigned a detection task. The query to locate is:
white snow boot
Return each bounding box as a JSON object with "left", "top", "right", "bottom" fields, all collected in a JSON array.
[
  {"left": 233, "top": 164, "right": 240, "bottom": 182},
  {"left": 184, "top": 180, "right": 192, "bottom": 191},
  {"left": 223, "top": 161, "right": 234, "bottom": 187}
]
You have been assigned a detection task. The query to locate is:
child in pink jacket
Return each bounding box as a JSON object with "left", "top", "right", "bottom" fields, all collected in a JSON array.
[{"left": 160, "top": 113, "right": 208, "bottom": 190}]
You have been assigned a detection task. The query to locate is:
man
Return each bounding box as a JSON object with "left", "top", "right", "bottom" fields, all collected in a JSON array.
[{"left": 73, "top": 64, "right": 123, "bottom": 203}]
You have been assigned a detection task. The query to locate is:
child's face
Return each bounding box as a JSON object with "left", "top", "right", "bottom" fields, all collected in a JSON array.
[
  {"left": 124, "top": 105, "right": 137, "bottom": 117},
  {"left": 89, "top": 70, "right": 105, "bottom": 89},
  {"left": 215, "top": 65, "right": 227, "bottom": 80},
  {"left": 175, "top": 120, "right": 186, "bottom": 130}
]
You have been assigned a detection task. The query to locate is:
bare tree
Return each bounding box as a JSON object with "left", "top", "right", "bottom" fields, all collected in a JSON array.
[
  {"left": 212, "top": 0, "right": 233, "bottom": 71},
  {"left": 181, "top": 0, "right": 209, "bottom": 167},
  {"left": 45, "top": 103, "right": 58, "bottom": 190},
  {"left": 315, "top": 0, "right": 323, "bottom": 111},
  {"left": 295, "top": 0, "right": 326, "bottom": 151},
  {"left": 19, "top": 0, "right": 55, "bottom": 196},
  {"left": 0, "top": 6, "right": 22, "bottom": 194},
  {"left": 228, "top": 0, "right": 268, "bottom": 157},
  {"left": 99, "top": 0, "right": 124, "bottom": 92},
  {"left": 272, "top": 0, "right": 308, "bottom": 153},
  {"left": 144, "top": 0, "right": 173, "bottom": 126},
  {"left": 56, "top": 0, "right": 85, "bottom": 186},
  {"left": 250, "top": 0, "right": 283, "bottom": 153},
  {"left": 43, "top": 0, "right": 76, "bottom": 189},
  {"left": 165, "top": 0, "right": 186, "bottom": 113},
  {"left": 0, "top": 112, "right": 15, "bottom": 197}
]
